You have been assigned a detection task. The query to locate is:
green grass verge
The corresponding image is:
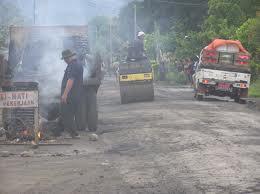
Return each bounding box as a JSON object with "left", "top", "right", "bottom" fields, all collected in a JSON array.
[{"left": 249, "top": 79, "right": 260, "bottom": 98}]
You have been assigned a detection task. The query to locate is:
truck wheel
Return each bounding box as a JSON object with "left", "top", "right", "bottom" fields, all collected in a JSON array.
[
  {"left": 234, "top": 96, "right": 240, "bottom": 103},
  {"left": 86, "top": 87, "right": 98, "bottom": 132},
  {"left": 234, "top": 89, "right": 248, "bottom": 104},
  {"left": 239, "top": 88, "right": 248, "bottom": 104}
]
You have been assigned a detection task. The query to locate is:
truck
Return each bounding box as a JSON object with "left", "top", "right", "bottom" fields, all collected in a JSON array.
[{"left": 193, "top": 39, "right": 251, "bottom": 103}]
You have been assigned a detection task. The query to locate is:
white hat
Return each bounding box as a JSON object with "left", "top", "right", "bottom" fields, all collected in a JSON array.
[{"left": 137, "top": 31, "right": 145, "bottom": 37}]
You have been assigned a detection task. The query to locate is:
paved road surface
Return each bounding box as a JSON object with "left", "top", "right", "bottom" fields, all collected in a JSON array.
[{"left": 1, "top": 78, "right": 260, "bottom": 194}]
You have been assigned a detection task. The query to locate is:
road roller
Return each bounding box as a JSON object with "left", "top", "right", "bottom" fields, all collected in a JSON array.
[{"left": 119, "top": 58, "right": 154, "bottom": 104}]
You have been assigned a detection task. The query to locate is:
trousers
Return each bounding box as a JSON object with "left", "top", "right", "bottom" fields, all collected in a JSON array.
[{"left": 60, "top": 98, "right": 81, "bottom": 135}]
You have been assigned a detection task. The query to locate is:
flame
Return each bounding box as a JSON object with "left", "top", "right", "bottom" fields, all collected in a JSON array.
[
  {"left": 37, "top": 131, "right": 42, "bottom": 139},
  {"left": 23, "top": 130, "right": 28, "bottom": 136}
]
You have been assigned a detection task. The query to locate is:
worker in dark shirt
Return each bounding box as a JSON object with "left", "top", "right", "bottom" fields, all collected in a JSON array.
[
  {"left": 127, "top": 31, "right": 146, "bottom": 61},
  {"left": 60, "top": 49, "right": 83, "bottom": 138},
  {"left": 134, "top": 31, "right": 145, "bottom": 59}
]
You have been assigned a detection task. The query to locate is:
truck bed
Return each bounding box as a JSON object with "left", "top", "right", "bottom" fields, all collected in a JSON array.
[
  {"left": 196, "top": 68, "right": 251, "bottom": 84},
  {"left": 200, "top": 63, "right": 250, "bottom": 73}
]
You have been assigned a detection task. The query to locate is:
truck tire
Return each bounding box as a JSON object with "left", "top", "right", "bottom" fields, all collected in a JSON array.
[
  {"left": 234, "top": 96, "right": 240, "bottom": 103},
  {"left": 234, "top": 88, "right": 248, "bottom": 104},
  {"left": 86, "top": 87, "right": 98, "bottom": 131}
]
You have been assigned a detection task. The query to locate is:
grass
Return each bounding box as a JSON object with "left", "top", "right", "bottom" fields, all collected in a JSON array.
[{"left": 249, "top": 79, "right": 260, "bottom": 98}]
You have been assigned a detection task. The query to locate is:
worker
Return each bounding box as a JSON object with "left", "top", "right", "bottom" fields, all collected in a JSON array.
[
  {"left": 135, "top": 31, "right": 145, "bottom": 58},
  {"left": 127, "top": 31, "right": 146, "bottom": 61},
  {"left": 60, "top": 49, "right": 83, "bottom": 138}
]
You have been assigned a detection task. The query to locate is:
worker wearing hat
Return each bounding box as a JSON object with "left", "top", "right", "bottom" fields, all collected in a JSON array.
[
  {"left": 138, "top": 31, "right": 145, "bottom": 38},
  {"left": 127, "top": 31, "right": 146, "bottom": 61},
  {"left": 137, "top": 31, "right": 145, "bottom": 53},
  {"left": 60, "top": 49, "right": 83, "bottom": 138}
]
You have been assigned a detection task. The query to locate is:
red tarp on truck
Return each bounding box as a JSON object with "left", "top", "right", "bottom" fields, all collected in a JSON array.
[{"left": 205, "top": 39, "right": 248, "bottom": 53}]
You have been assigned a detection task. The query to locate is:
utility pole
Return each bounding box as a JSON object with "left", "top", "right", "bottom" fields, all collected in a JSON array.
[
  {"left": 33, "top": 0, "right": 36, "bottom": 25},
  {"left": 95, "top": 26, "right": 98, "bottom": 42},
  {"left": 154, "top": 21, "right": 160, "bottom": 64},
  {"left": 109, "top": 18, "right": 113, "bottom": 75},
  {"left": 134, "top": 3, "right": 137, "bottom": 40}
]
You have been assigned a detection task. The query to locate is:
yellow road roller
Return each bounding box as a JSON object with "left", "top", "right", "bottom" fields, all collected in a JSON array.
[{"left": 119, "top": 58, "right": 154, "bottom": 104}]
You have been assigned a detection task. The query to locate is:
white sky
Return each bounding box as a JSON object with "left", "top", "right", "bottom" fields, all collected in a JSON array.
[{"left": 7, "top": 0, "right": 132, "bottom": 25}]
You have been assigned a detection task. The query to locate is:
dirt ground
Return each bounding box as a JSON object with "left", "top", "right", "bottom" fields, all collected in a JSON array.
[{"left": 1, "top": 77, "right": 260, "bottom": 194}]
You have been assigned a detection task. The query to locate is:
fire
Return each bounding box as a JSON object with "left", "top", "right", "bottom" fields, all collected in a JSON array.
[
  {"left": 37, "top": 131, "right": 42, "bottom": 139},
  {"left": 22, "top": 130, "right": 28, "bottom": 136}
]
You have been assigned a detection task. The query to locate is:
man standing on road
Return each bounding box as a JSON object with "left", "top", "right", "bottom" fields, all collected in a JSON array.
[{"left": 60, "top": 49, "right": 83, "bottom": 138}]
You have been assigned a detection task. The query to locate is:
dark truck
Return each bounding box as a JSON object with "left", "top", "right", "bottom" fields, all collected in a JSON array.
[{"left": 7, "top": 26, "right": 101, "bottom": 133}]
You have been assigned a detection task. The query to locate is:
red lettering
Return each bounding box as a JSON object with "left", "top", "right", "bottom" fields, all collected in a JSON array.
[{"left": 0, "top": 93, "right": 6, "bottom": 100}]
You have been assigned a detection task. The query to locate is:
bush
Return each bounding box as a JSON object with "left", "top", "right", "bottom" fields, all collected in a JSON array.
[
  {"left": 151, "top": 60, "right": 159, "bottom": 81},
  {"left": 166, "top": 71, "right": 187, "bottom": 85},
  {"left": 250, "top": 61, "right": 260, "bottom": 81},
  {"left": 249, "top": 79, "right": 260, "bottom": 98}
]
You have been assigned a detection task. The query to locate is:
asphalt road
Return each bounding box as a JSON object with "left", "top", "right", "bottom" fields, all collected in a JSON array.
[{"left": 1, "top": 78, "right": 260, "bottom": 194}]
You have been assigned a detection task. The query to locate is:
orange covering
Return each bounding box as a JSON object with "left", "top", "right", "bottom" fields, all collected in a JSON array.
[{"left": 205, "top": 39, "right": 248, "bottom": 53}]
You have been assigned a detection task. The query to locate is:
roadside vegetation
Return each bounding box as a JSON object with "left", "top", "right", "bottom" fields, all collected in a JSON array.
[
  {"left": 249, "top": 79, "right": 260, "bottom": 97},
  {"left": 118, "top": 0, "right": 260, "bottom": 87}
]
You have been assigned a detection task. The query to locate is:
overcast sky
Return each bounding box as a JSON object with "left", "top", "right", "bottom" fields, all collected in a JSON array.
[{"left": 5, "top": 0, "right": 132, "bottom": 25}]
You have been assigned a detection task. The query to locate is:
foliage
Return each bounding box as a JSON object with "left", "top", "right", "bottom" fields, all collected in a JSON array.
[
  {"left": 249, "top": 79, "right": 260, "bottom": 97},
  {"left": 88, "top": 16, "right": 125, "bottom": 63},
  {"left": 144, "top": 31, "right": 177, "bottom": 60},
  {"left": 118, "top": 0, "right": 208, "bottom": 41},
  {"left": 144, "top": 33, "right": 156, "bottom": 60},
  {"left": 166, "top": 71, "right": 187, "bottom": 85},
  {"left": 0, "top": 2, "right": 24, "bottom": 49},
  {"left": 235, "top": 18, "right": 257, "bottom": 55},
  {"left": 151, "top": 60, "right": 159, "bottom": 80},
  {"left": 118, "top": 0, "right": 260, "bottom": 83}
]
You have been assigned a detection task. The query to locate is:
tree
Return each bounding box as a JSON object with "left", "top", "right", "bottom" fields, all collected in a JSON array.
[
  {"left": 118, "top": 0, "right": 208, "bottom": 41},
  {"left": 0, "top": 2, "right": 25, "bottom": 49},
  {"left": 88, "top": 16, "right": 125, "bottom": 64},
  {"left": 235, "top": 18, "right": 257, "bottom": 54}
]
